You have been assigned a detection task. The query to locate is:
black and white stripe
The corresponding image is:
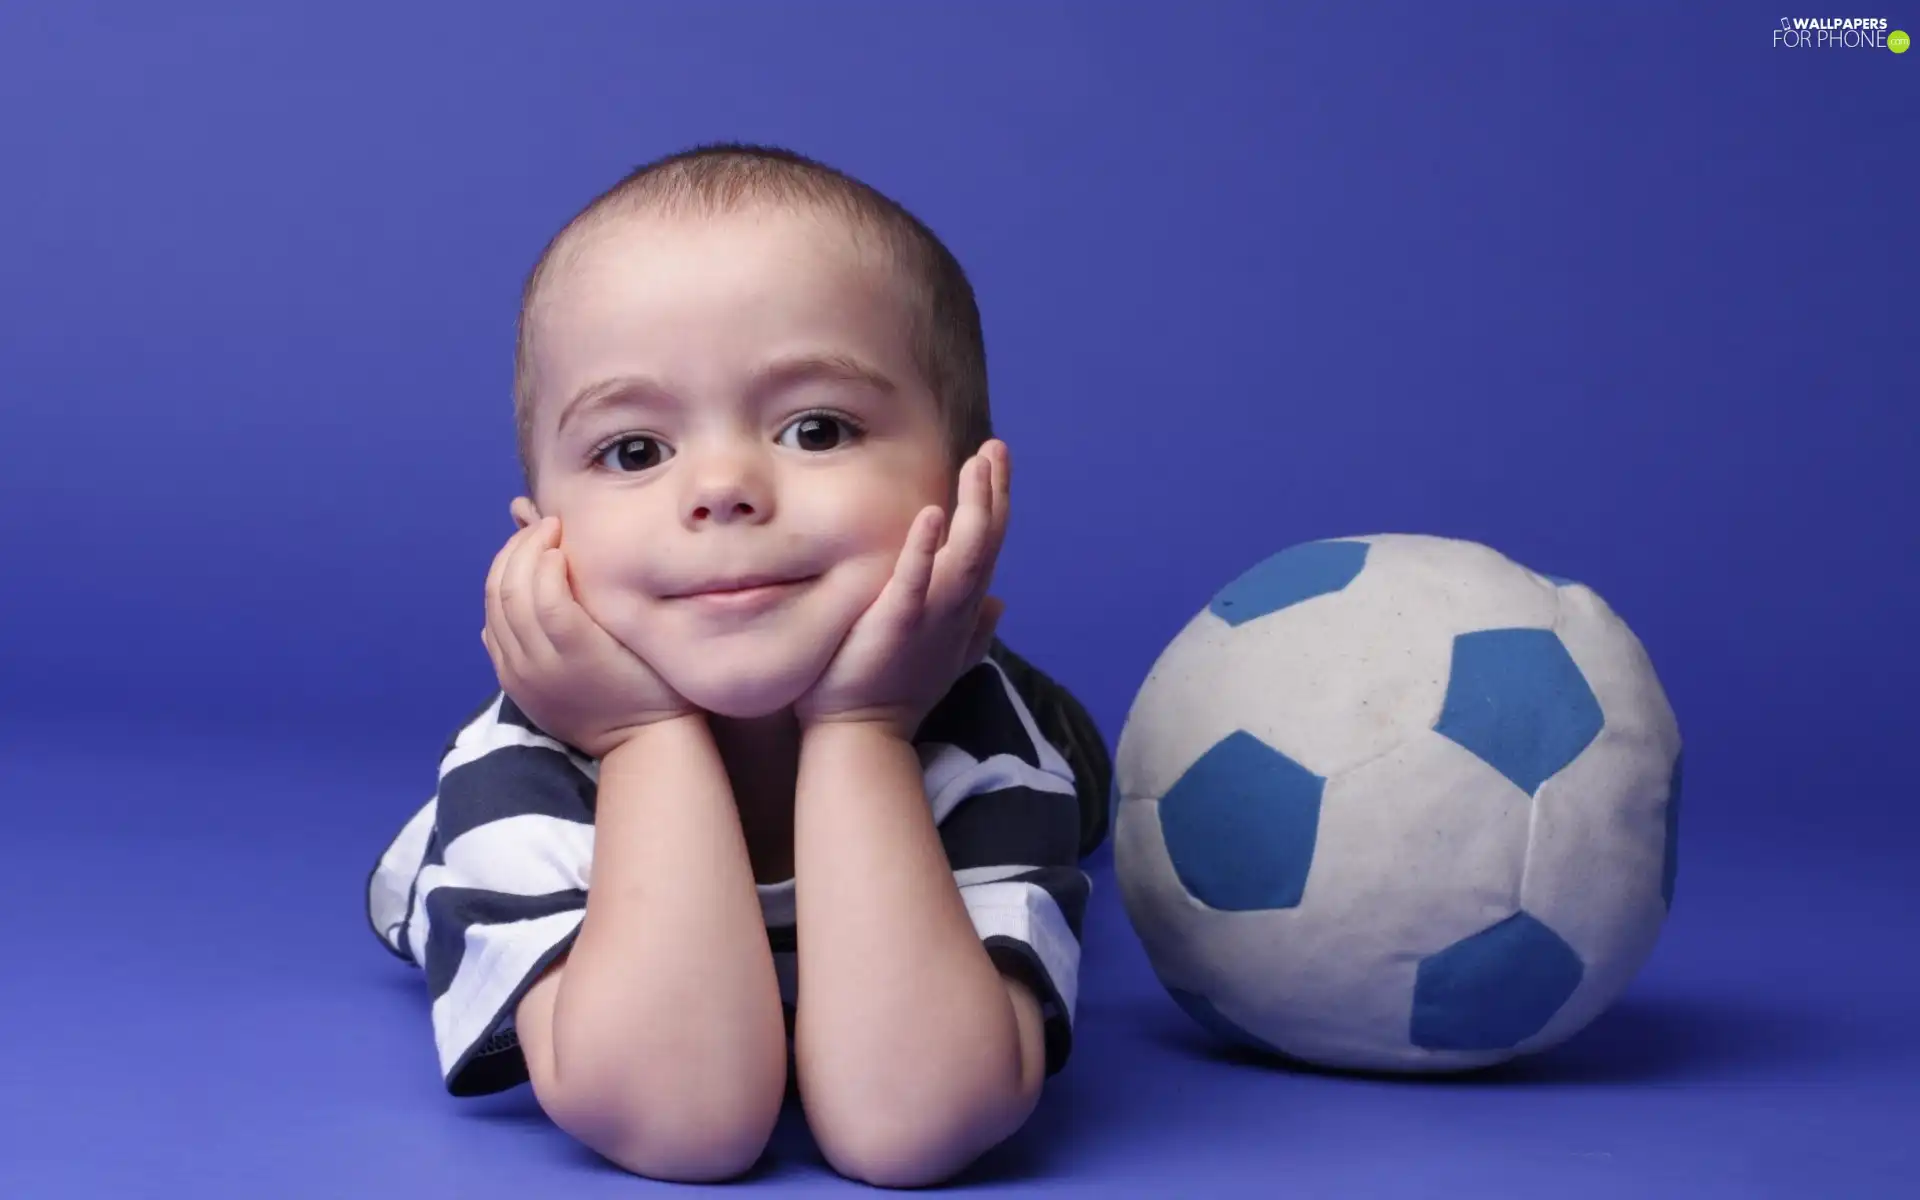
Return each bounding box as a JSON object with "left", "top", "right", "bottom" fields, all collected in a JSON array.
[{"left": 367, "top": 653, "right": 1096, "bottom": 1096}]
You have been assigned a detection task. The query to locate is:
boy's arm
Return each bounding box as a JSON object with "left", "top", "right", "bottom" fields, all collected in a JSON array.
[
  {"left": 516, "top": 714, "right": 788, "bottom": 1183},
  {"left": 791, "top": 719, "right": 1050, "bottom": 1189}
]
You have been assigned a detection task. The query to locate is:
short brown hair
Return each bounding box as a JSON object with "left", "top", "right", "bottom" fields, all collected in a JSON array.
[{"left": 512, "top": 142, "right": 991, "bottom": 491}]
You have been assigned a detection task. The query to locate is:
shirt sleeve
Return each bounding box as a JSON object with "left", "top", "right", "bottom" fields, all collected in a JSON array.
[
  {"left": 986, "top": 639, "right": 1114, "bottom": 860},
  {"left": 916, "top": 656, "right": 1093, "bottom": 1077},
  {"left": 380, "top": 693, "right": 599, "bottom": 1096}
]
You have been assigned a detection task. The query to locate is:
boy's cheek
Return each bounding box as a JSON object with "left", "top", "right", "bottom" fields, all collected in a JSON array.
[{"left": 825, "top": 546, "right": 898, "bottom": 611}]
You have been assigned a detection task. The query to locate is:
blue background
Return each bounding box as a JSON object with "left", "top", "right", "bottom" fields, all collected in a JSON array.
[{"left": 3, "top": 1, "right": 1914, "bottom": 1195}]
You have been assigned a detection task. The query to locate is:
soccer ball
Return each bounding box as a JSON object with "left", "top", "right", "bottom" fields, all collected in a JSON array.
[{"left": 1113, "top": 534, "right": 1683, "bottom": 1072}]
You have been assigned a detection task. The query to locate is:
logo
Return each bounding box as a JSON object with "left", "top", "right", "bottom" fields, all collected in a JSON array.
[{"left": 1772, "top": 16, "right": 1906, "bottom": 49}]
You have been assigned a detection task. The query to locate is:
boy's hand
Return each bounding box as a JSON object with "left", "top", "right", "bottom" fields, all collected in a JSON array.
[
  {"left": 793, "top": 440, "right": 1010, "bottom": 741},
  {"left": 481, "top": 515, "right": 694, "bottom": 759}
]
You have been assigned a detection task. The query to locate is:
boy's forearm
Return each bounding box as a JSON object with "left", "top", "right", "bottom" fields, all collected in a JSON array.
[
  {"left": 791, "top": 720, "right": 1033, "bottom": 1178},
  {"left": 550, "top": 715, "right": 788, "bottom": 1140}
]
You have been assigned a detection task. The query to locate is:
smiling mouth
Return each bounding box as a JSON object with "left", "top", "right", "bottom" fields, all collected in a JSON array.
[
  {"left": 672, "top": 574, "right": 816, "bottom": 599},
  {"left": 662, "top": 573, "right": 823, "bottom": 619}
]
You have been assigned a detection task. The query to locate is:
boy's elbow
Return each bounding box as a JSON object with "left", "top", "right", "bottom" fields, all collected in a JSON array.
[
  {"left": 810, "top": 978, "right": 1048, "bottom": 1187},
  {"left": 517, "top": 964, "right": 786, "bottom": 1182},
  {"left": 814, "top": 1074, "right": 1041, "bottom": 1189},
  {"left": 533, "top": 1062, "right": 783, "bottom": 1182}
]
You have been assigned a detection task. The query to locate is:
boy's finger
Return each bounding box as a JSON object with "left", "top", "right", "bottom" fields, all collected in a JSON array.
[
  {"left": 485, "top": 529, "right": 531, "bottom": 671},
  {"left": 979, "top": 445, "right": 1009, "bottom": 587},
  {"left": 929, "top": 451, "right": 983, "bottom": 591},
  {"left": 501, "top": 520, "right": 557, "bottom": 663},
  {"left": 955, "top": 444, "right": 1008, "bottom": 615},
  {"left": 887, "top": 506, "right": 943, "bottom": 613},
  {"left": 533, "top": 546, "right": 583, "bottom": 650},
  {"left": 989, "top": 441, "right": 1011, "bottom": 550},
  {"left": 932, "top": 453, "right": 992, "bottom": 604}
]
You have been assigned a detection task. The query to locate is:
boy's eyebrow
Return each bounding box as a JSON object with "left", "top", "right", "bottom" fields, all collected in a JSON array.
[{"left": 555, "top": 352, "right": 900, "bottom": 435}]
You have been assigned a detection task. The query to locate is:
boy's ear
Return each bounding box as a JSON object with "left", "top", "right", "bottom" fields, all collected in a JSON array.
[{"left": 509, "top": 497, "right": 541, "bottom": 530}]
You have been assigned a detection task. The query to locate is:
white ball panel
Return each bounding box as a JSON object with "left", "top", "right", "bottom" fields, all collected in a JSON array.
[
  {"left": 1553, "top": 582, "right": 1682, "bottom": 764},
  {"left": 1305, "top": 731, "right": 1535, "bottom": 958},
  {"left": 1351, "top": 535, "right": 1561, "bottom": 635},
  {"left": 1512, "top": 723, "right": 1673, "bottom": 1054},
  {"left": 1111, "top": 794, "right": 1227, "bottom": 994}
]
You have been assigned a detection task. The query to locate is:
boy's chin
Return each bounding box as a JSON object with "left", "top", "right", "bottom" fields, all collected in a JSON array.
[{"left": 661, "top": 652, "right": 830, "bottom": 721}]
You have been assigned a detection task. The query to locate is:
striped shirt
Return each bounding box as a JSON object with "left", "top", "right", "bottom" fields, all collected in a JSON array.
[{"left": 366, "top": 653, "right": 1093, "bottom": 1097}]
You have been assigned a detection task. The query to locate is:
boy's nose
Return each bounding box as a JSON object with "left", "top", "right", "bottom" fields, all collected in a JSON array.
[
  {"left": 690, "top": 494, "right": 758, "bottom": 524},
  {"left": 682, "top": 462, "right": 773, "bottom": 528}
]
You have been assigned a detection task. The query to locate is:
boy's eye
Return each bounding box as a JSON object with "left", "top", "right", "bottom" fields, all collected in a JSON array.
[
  {"left": 596, "top": 436, "right": 673, "bottom": 473},
  {"left": 778, "top": 413, "right": 858, "bottom": 453}
]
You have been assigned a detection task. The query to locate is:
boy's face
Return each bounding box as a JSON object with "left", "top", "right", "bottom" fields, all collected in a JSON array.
[{"left": 520, "top": 206, "right": 954, "bottom": 719}]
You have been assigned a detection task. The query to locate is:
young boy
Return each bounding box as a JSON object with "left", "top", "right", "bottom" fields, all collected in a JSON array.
[{"left": 365, "top": 144, "right": 1111, "bottom": 1187}]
